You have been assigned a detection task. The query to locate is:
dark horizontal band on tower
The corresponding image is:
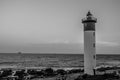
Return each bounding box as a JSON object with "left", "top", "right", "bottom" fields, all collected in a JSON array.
[
  {"left": 84, "top": 29, "right": 95, "bottom": 31},
  {"left": 82, "top": 17, "right": 97, "bottom": 23},
  {"left": 84, "top": 27, "right": 95, "bottom": 31},
  {"left": 82, "top": 20, "right": 97, "bottom": 23}
]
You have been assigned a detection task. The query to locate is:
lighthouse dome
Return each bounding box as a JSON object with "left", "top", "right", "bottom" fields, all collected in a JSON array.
[{"left": 82, "top": 11, "right": 97, "bottom": 23}]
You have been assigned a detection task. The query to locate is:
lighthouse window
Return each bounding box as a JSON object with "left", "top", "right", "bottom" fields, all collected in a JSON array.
[
  {"left": 93, "top": 32, "right": 95, "bottom": 36},
  {"left": 93, "top": 55, "right": 96, "bottom": 59},
  {"left": 93, "top": 43, "right": 95, "bottom": 47}
]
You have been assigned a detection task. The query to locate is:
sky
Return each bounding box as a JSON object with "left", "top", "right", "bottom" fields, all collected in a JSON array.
[{"left": 0, "top": 0, "right": 120, "bottom": 54}]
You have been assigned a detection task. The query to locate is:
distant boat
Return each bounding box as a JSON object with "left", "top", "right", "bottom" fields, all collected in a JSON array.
[{"left": 18, "top": 52, "right": 22, "bottom": 54}]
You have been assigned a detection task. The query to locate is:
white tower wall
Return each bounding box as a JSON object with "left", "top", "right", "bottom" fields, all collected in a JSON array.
[{"left": 84, "top": 31, "right": 96, "bottom": 75}]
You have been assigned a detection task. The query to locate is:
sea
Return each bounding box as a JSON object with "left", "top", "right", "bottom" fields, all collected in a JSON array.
[{"left": 0, "top": 53, "right": 120, "bottom": 70}]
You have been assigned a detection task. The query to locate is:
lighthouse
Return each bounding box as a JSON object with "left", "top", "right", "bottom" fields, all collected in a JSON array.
[{"left": 82, "top": 11, "right": 97, "bottom": 75}]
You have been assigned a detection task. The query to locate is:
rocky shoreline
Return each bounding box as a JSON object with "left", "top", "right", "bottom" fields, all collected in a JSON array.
[{"left": 0, "top": 66, "right": 120, "bottom": 80}]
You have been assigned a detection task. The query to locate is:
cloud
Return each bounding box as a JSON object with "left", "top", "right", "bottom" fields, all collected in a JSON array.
[{"left": 97, "top": 41, "right": 119, "bottom": 47}]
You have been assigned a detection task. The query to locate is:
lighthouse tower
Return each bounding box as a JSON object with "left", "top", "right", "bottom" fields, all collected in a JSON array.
[{"left": 82, "top": 11, "right": 97, "bottom": 75}]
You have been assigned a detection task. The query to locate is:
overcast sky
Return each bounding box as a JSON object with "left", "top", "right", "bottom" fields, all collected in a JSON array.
[{"left": 0, "top": 0, "right": 120, "bottom": 54}]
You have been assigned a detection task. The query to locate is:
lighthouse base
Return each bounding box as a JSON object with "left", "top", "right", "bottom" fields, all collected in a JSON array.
[{"left": 84, "top": 68, "right": 95, "bottom": 75}]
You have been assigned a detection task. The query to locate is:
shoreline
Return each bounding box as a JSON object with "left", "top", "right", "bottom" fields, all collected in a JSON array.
[
  {"left": 0, "top": 65, "right": 120, "bottom": 70},
  {"left": 0, "top": 66, "right": 120, "bottom": 80}
]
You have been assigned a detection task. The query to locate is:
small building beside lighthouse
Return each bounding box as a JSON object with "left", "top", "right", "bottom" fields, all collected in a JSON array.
[{"left": 82, "top": 11, "right": 97, "bottom": 75}]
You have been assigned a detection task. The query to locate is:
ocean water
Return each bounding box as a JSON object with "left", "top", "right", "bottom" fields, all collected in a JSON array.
[{"left": 0, "top": 53, "right": 120, "bottom": 69}]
